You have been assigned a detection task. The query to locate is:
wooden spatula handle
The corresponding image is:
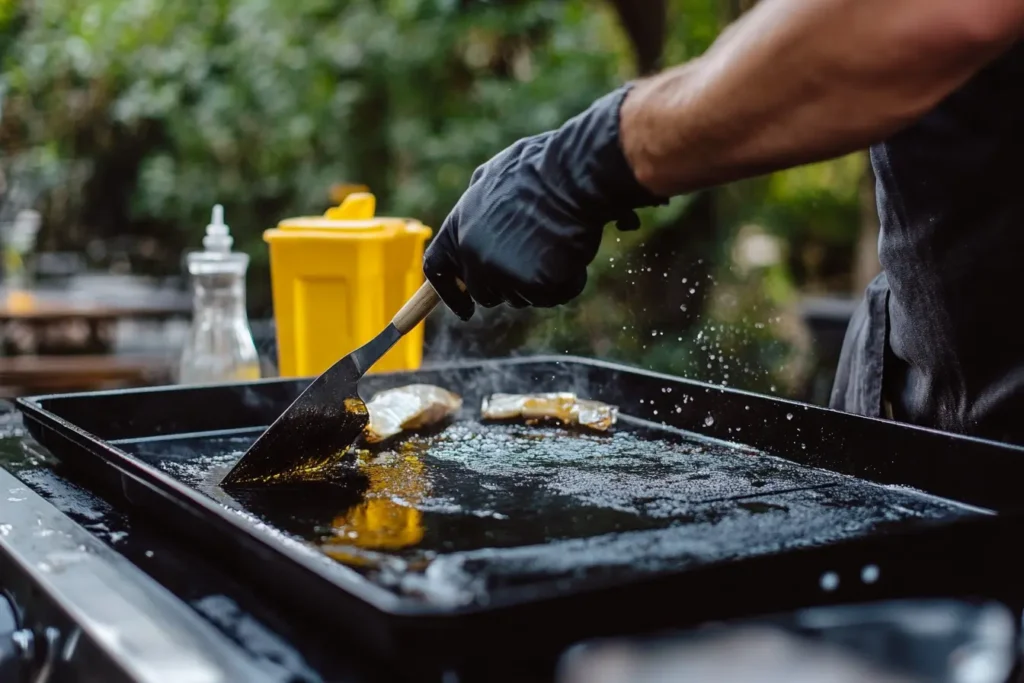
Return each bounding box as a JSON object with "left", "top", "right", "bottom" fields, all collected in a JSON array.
[{"left": 392, "top": 281, "right": 442, "bottom": 334}]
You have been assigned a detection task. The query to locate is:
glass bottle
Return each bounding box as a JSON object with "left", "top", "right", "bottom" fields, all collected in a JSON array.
[
  {"left": 178, "top": 205, "right": 261, "bottom": 384},
  {"left": 3, "top": 209, "right": 41, "bottom": 293}
]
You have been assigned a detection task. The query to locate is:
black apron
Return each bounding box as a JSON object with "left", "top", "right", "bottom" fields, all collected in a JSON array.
[{"left": 830, "top": 42, "right": 1024, "bottom": 446}]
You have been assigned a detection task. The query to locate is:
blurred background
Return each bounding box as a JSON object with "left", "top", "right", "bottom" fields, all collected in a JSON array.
[{"left": 0, "top": 0, "right": 880, "bottom": 402}]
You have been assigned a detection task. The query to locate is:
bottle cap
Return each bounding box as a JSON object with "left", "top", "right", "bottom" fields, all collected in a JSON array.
[{"left": 203, "top": 204, "right": 233, "bottom": 252}]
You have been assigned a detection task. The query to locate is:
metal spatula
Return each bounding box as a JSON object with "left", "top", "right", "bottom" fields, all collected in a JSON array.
[{"left": 222, "top": 281, "right": 441, "bottom": 487}]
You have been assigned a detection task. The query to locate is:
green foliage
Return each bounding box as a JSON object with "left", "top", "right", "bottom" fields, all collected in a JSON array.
[
  {"left": 2, "top": 0, "right": 624, "bottom": 252},
  {"left": 0, "top": 0, "right": 868, "bottom": 398}
]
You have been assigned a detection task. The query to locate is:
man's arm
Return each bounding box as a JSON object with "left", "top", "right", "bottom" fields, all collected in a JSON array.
[
  {"left": 422, "top": 0, "right": 1024, "bottom": 317},
  {"left": 622, "top": 0, "right": 1024, "bottom": 196}
]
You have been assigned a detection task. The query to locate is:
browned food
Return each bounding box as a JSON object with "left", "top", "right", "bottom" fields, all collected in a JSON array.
[
  {"left": 480, "top": 393, "right": 618, "bottom": 431},
  {"left": 363, "top": 384, "right": 462, "bottom": 443}
]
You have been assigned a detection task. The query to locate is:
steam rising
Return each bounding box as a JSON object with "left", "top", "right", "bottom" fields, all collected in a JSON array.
[{"left": 419, "top": 306, "right": 601, "bottom": 405}]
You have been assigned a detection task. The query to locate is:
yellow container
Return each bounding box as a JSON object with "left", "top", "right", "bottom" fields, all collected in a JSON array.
[{"left": 264, "top": 192, "right": 432, "bottom": 377}]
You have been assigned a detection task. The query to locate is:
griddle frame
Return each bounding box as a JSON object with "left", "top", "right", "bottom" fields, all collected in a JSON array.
[{"left": 15, "top": 356, "right": 1024, "bottom": 669}]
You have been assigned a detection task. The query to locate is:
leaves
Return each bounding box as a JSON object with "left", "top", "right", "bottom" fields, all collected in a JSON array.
[{"left": 0, "top": 0, "right": 867, "bottom": 399}]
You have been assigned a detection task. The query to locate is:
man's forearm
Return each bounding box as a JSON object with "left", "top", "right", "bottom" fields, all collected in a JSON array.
[{"left": 621, "top": 0, "right": 1024, "bottom": 196}]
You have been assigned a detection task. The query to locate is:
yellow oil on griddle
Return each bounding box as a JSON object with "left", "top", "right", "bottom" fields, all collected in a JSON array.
[
  {"left": 264, "top": 192, "right": 432, "bottom": 377},
  {"left": 322, "top": 445, "right": 428, "bottom": 561}
]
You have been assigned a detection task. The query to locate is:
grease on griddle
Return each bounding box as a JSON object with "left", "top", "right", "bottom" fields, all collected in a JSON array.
[
  {"left": 322, "top": 442, "right": 430, "bottom": 560},
  {"left": 253, "top": 451, "right": 351, "bottom": 485},
  {"left": 344, "top": 397, "right": 368, "bottom": 416}
]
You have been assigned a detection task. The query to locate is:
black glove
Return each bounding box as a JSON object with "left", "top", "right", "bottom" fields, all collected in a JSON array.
[{"left": 424, "top": 85, "right": 667, "bottom": 320}]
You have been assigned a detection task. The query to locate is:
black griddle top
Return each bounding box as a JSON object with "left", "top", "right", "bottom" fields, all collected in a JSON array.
[{"left": 129, "top": 418, "right": 980, "bottom": 608}]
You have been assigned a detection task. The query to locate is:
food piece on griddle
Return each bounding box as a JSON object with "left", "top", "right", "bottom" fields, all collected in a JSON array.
[
  {"left": 480, "top": 392, "right": 618, "bottom": 431},
  {"left": 364, "top": 384, "right": 463, "bottom": 443},
  {"left": 575, "top": 399, "right": 618, "bottom": 431}
]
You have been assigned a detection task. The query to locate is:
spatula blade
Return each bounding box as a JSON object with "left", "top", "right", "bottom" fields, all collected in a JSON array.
[
  {"left": 222, "top": 282, "right": 439, "bottom": 488},
  {"left": 222, "top": 355, "right": 368, "bottom": 486}
]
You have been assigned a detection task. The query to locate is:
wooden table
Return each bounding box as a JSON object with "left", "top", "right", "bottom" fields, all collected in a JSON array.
[
  {"left": 0, "top": 354, "right": 173, "bottom": 397},
  {"left": 0, "top": 296, "right": 178, "bottom": 357},
  {"left": 0, "top": 278, "right": 188, "bottom": 395}
]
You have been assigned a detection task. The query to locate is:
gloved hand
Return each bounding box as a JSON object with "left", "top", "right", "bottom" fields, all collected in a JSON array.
[{"left": 424, "top": 85, "right": 667, "bottom": 320}]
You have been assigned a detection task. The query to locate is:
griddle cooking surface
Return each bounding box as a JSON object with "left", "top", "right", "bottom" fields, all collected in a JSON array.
[{"left": 127, "top": 420, "right": 980, "bottom": 607}]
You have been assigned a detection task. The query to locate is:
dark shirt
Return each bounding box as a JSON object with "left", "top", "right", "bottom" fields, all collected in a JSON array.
[{"left": 831, "top": 42, "right": 1024, "bottom": 446}]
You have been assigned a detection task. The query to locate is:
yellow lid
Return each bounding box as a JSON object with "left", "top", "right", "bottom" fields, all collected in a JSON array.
[{"left": 268, "top": 192, "right": 427, "bottom": 240}]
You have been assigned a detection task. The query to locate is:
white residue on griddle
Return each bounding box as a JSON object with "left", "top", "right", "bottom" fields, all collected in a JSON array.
[
  {"left": 387, "top": 482, "right": 978, "bottom": 606},
  {"left": 417, "top": 497, "right": 507, "bottom": 520},
  {"left": 420, "top": 422, "right": 839, "bottom": 521},
  {"left": 388, "top": 559, "right": 481, "bottom": 608}
]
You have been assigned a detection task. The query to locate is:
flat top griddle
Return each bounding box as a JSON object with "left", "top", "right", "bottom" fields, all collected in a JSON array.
[
  {"left": 133, "top": 419, "right": 978, "bottom": 609},
  {"left": 16, "top": 356, "right": 1024, "bottom": 668}
]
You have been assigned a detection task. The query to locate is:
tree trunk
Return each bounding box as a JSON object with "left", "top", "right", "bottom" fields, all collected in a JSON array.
[
  {"left": 607, "top": 0, "right": 667, "bottom": 75},
  {"left": 348, "top": 79, "right": 393, "bottom": 210}
]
